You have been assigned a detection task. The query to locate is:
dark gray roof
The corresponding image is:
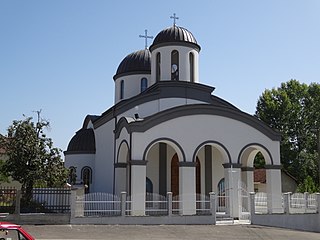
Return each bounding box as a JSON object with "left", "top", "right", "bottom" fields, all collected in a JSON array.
[
  {"left": 65, "top": 128, "right": 96, "bottom": 155},
  {"left": 113, "top": 49, "right": 151, "bottom": 80},
  {"left": 150, "top": 26, "right": 200, "bottom": 51}
]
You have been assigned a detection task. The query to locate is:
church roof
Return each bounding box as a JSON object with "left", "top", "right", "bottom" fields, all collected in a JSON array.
[
  {"left": 150, "top": 25, "right": 200, "bottom": 51},
  {"left": 65, "top": 128, "right": 96, "bottom": 155},
  {"left": 113, "top": 49, "right": 151, "bottom": 80}
]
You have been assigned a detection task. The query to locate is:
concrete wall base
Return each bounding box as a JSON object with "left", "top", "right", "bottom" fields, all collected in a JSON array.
[
  {"left": 4, "top": 214, "right": 70, "bottom": 225},
  {"left": 251, "top": 213, "right": 320, "bottom": 233},
  {"left": 71, "top": 215, "right": 216, "bottom": 225}
]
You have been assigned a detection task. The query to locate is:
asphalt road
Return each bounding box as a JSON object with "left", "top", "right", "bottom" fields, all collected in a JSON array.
[{"left": 23, "top": 224, "right": 320, "bottom": 240}]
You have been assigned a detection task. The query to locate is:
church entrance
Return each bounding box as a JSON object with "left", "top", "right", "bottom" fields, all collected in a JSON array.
[
  {"left": 171, "top": 154, "right": 201, "bottom": 196},
  {"left": 171, "top": 154, "right": 179, "bottom": 196}
]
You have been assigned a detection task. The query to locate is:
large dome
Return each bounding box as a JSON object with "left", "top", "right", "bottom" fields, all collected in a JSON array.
[
  {"left": 149, "top": 25, "right": 200, "bottom": 51},
  {"left": 66, "top": 128, "right": 96, "bottom": 154},
  {"left": 113, "top": 49, "right": 151, "bottom": 80}
]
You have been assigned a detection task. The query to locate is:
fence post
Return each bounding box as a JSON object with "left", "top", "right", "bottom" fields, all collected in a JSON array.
[
  {"left": 283, "top": 192, "right": 291, "bottom": 214},
  {"left": 14, "top": 190, "right": 21, "bottom": 215},
  {"left": 304, "top": 192, "right": 309, "bottom": 213},
  {"left": 121, "top": 192, "right": 127, "bottom": 217},
  {"left": 167, "top": 192, "right": 173, "bottom": 217},
  {"left": 249, "top": 192, "right": 255, "bottom": 215},
  {"left": 70, "top": 190, "right": 77, "bottom": 219},
  {"left": 209, "top": 192, "right": 216, "bottom": 224},
  {"left": 316, "top": 193, "right": 320, "bottom": 214}
]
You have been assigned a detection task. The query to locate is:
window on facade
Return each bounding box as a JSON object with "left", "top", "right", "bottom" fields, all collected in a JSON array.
[
  {"left": 171, "top": 50, "right": 179, "bottom": 81},
  {"left": 156, "top": 52, "right": 161, "bottom": 82},
  {"left": 189, "top": 52, "right": 195, "bottom": 82},
  {"left": 217, "top": 178, "right": 226, "bottom": 208},
  {"left": 140, "top": 78, "right": 148, "bottom": 92},
  {"left": 68, "top": 167, "right": 76, "bottom": 185},
  {"left": 120, "top": 80, "right": 124, "bottom": 100},
  {"left": 81, "top": 166, "right": 92, "bottom": 194}
]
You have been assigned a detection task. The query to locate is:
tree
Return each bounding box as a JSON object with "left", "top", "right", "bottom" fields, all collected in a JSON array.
[
  {"left": 0, "top": 115, "right": 68, "bottom": 202},
  {"left": 255, "top": 79, "right": 320, "bottom": 188}
]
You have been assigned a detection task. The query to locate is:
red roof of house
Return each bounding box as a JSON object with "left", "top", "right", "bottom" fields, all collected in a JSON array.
[{"left": 254, "top": 169, "right": 266, "bottom": 183}]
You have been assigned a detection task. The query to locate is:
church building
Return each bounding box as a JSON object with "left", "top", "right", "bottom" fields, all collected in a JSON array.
[{"left": 64, "top": 18, "right": 283, "bottom": 217}]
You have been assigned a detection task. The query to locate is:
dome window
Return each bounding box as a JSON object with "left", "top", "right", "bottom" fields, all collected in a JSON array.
[
  {"left": 171, "top": 50, "right": 179, "bottom": 81},
  {"left": 120, "top": 80, "right": 124, "bottom": 100},
  {"left": 189, "top": 52, "right": 195, "bottom": 82},
  {"left": 140, "top": 78, "right": 148, "bottom": 92},
  {"left": 156, "top": 52, "right": 161, "bottom": 82},
  {"left": 81, "top": 166, "right": 92, "bottom": 193}
]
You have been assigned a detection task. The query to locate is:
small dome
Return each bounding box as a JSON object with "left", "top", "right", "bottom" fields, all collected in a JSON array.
[
  {"left": 150, "top": 25, "right": 200, "bottom": 51},
  {"left": 113, "top": 49, "right": 151, "bottom": 80},
  {"left": 66, "top": 129, "right": 96, "bottom": 154}
]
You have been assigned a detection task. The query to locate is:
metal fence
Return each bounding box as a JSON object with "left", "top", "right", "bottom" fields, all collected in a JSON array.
[
  {"left": 145, "top": 193, "right": 167, "bottom": 216},
  {"left": 21, "top": 188, "right": 71, "bottom": 213},
  {"left": 0, "top": 187, "right": 17, "bottom": 214}
]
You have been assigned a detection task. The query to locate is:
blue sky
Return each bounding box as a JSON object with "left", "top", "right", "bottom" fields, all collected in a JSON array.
[{"left": 1, "top": 0, "right": 320, "bottom": 151}]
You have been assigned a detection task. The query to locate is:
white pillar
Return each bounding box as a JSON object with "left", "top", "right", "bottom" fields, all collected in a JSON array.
[
  {"left": 223, "top": 163, "right": 241, "bottom": 219},
  {"left": 114, "top": 163, "right": 127, "bottom": 197},
  {"left": 179, "top": 162, "right": 196, "bottom": 215},
  {"left": 130, "top": 160, "right": 147, "bottom": 216},
  {"left": 265, "top": 165, "right": 282, "bottom": 213},
  {"left": 241, "top": 167, "right": 254, "bottom": 193}
]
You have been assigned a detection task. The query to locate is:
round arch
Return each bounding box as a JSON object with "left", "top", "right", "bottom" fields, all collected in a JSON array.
[
  {"left": 192, "top": 140, "right": 231, "bottom": 164},
  {"left": 238, "top": 143, "right": 274, "bottom": 167},
  {"left": 143, "top": 137, "right": 185, "bottom": 162},
  {"left": 117, "top": 140, "right": 130, "bottom": 163}
]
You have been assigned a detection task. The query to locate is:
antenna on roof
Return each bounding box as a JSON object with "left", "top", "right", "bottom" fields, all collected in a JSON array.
[
  {"left": 170, "top": 13, "right": 179, "bottom": 26},
  {"left": 139, "top": 29, "right": 153, "bottom": 49}
]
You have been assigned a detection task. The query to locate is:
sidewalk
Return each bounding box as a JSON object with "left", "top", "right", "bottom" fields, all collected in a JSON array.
[{"left": 24, "top": 224, "right": 320, "bottom": 240}]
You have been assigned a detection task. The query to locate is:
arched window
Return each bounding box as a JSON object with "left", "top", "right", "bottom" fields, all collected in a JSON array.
[
  {"left": 189, "top": 52, "right": 195, "bottom": 82},
  {"left": 217, "top": 178, "right": 226, "bottom": 209},
  {"left": 81, "top": 166, "right": 92, "bottom": 193},
  {"left": 140, "top": 78, "right": 148, "bottom": 92},
  {"left": 68, "top": 167, "right": 77, "bottom": 185},
  {"left": 146, "top": 177, "right": 153, "bottom": 193},
  {"left": 171, "top": 50, "right": 179, "bottom": 81},
  {"left": 156, "top": 52, "right": 161, "bottom": 82},
  {"left": 120, "top": 80, "right": 124, "bottom": 100}
]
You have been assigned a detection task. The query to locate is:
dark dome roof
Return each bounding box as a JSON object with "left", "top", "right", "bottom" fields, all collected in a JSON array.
[
  {"left": 65, "top": 129, "right": 96, "bottom": 154},
  {"left": 150, "top": 25, "right": 200, "bottom": 51},
  {"left": 113, "top": 49, "right": 151, "bottom": 80}
]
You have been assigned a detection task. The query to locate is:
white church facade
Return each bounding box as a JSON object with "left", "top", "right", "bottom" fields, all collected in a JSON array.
[{"left": 64, "top": 21, "right": 283, "bottom": 217}]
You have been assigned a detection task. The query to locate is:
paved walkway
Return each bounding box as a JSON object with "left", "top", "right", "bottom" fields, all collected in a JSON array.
[{"left": 23, "top": 224, "right": 320, "bottom": 240}]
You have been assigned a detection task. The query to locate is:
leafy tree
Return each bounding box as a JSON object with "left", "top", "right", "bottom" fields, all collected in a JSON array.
[
  {"left": 297, "top": 175, "right": 319, "bottom": 193},
  {"left": 255, "top": 79, "right": 320, "bottom": 188},
  {"left": 0, "top": 116, "right": 68, "bottom": 202}
]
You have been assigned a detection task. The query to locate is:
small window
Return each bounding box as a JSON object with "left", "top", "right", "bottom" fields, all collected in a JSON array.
[
  {"left": 156, "top": 52, "right": 161, "bottom": 82},
  {"left": 81, "top": 166, "right": 92, "bottom": 194},
  {"left": 120, "top": 80, "right": 124, "bottom": 100},
  {"left": 171, "top": 50, "right": 179, "bottom": 81},
  {"left": 140, "top": 78, "right": 148, "bottom": 92},
  {"left": 189, "top": 52, "right": 195, "bottom": 82}
]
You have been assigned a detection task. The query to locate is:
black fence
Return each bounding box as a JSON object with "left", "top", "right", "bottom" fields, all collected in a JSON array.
[
  {"left": 0, "top": 187, "right": 17, "bottom": 214},
  {"left": 0, "top": 187, "right": 71, "bottom": 214}
]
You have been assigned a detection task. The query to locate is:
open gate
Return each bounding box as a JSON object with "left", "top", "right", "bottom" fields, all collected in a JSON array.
[{"left": 238, "top": 181, "right": 250, "bottom": 222}]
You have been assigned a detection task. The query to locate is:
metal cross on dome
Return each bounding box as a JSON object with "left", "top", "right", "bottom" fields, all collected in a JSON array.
[
  {"left": 139, "top": 29, "right": 153, "bottom": 49},
  {"left": 170, "top": 13, "right": 179, "bottom": 26}
]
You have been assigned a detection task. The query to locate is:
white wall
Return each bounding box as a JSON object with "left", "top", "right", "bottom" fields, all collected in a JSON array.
[
  {"left": 64, "top": 154, "right": 95, "bottom": 184},
  {"left": 114, "top": 74, "right": 151, "bottom": 104},
  {"left": 131, "top": 114, "right": 279, "bottom": 165},
  {"left": 94, "top": 119, "right": 115, "bottom": 193}
]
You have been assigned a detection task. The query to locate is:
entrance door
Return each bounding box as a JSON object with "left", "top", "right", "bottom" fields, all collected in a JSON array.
[{"left": 171, "top": 154, "right": 179, "bottom": 196}]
